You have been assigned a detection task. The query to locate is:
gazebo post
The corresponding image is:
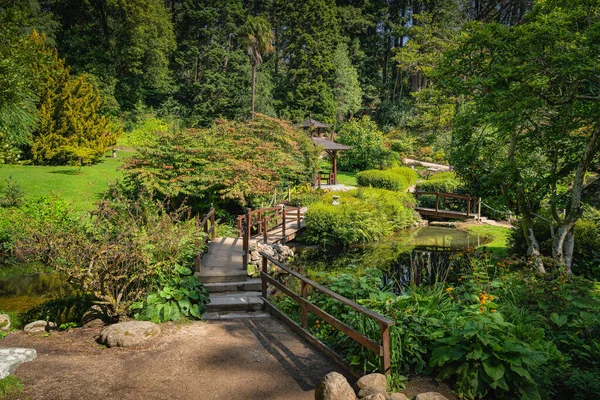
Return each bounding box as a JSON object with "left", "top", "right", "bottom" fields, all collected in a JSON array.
[{"left": 332, "top": 150, "right": 338, "bottom": 184}]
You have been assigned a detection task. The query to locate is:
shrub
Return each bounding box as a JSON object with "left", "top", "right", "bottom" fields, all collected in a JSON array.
[
  {"left": 357, "top": 170, "right": 409, "bottom": 191},
  {"left": 123, "top": 114, "right": 319, "bottom": 208},
  {"left": 416, "top": 175, "right": 460, "bottom": 193},
  {"left": 303, "top": 202, "right": 390, "bottom": 247},
  {"left": 131, "top": 265, "right": 210, "bottom": 322},
  {"left": 303, "top": 188, "right": 418, "bottom": 247},
  {"left": 13, "top": 187, "right": 205, "bottom": 321},
  {"left": 337, "top": 116, "right": 388, "bottom": 171},
  {"left": 22, "top": 295, "right": 94, "bottom": 326},
  {"left": 390, "top": 167, "right": 419, "bottom": 187},
  {"left": 0, "top": 177, "right": 25, "bottom": 208}
]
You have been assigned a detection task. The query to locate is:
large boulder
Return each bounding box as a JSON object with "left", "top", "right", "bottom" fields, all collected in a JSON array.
[
  {"left": 0, "top": 314, "right": 10, "bottom": 331},
  {"left": 0, "top": 348, "right": 36, "bottom": 379},
  {"left": 389, "top": 394, "right": 409, "bottom": 400},
  {"left": 357, "top": 386, "right": 390, "bottom": 399},
  {"left": 360, "top": 395, "right": 387, "bottom": 400},
  {"left": 354, "top": 373, "right": 388, "bottom": 393},
  {"left": 315, "top": 372, "right": 357, "bottom": 400},
  {"left": 99, "top": 321, "right": 161, "bottom": 348},
  {"left": 414, "top": 393, "right": 448, "bottom": 400},
  {"left": 23, "top": 320, "right": 57, "bottom": 333}
]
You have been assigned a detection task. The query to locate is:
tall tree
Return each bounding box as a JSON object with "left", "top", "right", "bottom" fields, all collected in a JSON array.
[
  {"left": 47, "top": 0, "right": 176, "bottom": 110},
  {"left": 332, "top": 42, "right": 362, "bottom": 122},
  {"left": 242, "top": 16, "right": 274, "bottom": 120},
  {"left": 438, "top": 0, "right": 600, "bottom": 273}
]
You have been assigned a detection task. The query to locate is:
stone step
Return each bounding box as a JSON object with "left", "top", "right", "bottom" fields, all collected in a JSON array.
[
  {"left": 205, "top": 292, "right": 263, "bottom": 313},
  {"left": 203, "top": 279, "right": 261, "bottom": 293},
  {"left": 202, "top": 311, "right": 270, "bottom": 320},
  {"left": 195, "top": 268, "right": 248, "bottom": 284}
]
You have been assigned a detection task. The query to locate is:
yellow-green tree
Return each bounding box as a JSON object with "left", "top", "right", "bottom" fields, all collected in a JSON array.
[{"left": 30, "top": 31, "right": 116, "bottom": 166}]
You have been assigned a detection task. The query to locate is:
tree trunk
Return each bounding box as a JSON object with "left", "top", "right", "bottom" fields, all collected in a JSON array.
[
  {"left": 521, "top": 218, "right": 546, "bottom": 274},
  {"left": 251, "top": 65, "right": 256, "bottom": 119}
]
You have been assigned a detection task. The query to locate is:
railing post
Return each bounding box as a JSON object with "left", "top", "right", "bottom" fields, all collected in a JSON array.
[
  {"left": 261, "top": 255, "right": 268, "bottom": 301},
  {"left": 380, "top": 322, "right": 391, "bottom": 375},
  {"left": 282, "top": 205, "right": 287, "bottom": 239},
  {"left": 297, "top": 206, "right": 301, "bottom": 227},
  {"left": 467, "top": 198, "right": 471, "bottom": 217},
  {"left": 263, "top": 217, "right": 268, "bottom": 243},
  {"left": 258, "top": 211, "right": 262, "bottom": 233},
  {"left": 300, "top": 281, "right": 308, "bottom": 329},
  {"left": 435, "top": 193, "right": 439, "bottom": 214},
  {"left": 243, "top": 208, "right": 252, "bottom": 270},
  {"left": 210, "top": 203, "right": 215, "bottom": 240}
]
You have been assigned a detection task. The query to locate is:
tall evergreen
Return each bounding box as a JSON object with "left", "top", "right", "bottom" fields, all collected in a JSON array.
[
  {"left": 31, "top": 32, "right": 116, "bottom": 166},
  {"left": 275, "top": 0, "right": 341, "bottom": 123}
]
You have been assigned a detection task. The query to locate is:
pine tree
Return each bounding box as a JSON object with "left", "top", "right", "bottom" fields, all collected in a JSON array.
[{"left": 30, "top": 32, "right": 116, "bottom": 166}]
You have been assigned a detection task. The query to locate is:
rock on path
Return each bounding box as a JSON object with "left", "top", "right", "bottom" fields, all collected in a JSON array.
[{"left": 0, "top": 348, "right": 37, "bottom": 379}]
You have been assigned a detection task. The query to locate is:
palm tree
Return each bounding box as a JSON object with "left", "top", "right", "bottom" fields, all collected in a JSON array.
[{"left": 242, "top": 16, "right": 274, "bottom": 119}]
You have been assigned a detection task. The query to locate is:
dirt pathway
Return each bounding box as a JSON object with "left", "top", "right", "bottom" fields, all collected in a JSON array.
[{"left": 1, "top": 318, "right": 347, "bottom": 400}]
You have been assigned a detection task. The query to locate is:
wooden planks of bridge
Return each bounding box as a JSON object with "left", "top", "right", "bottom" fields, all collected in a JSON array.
[{"left": 414, "top": 191, "right": 480, "bottom": 220}]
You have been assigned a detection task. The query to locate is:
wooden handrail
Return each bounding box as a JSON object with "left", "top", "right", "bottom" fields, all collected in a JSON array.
[
  {"left": 414, "top": 191, "right": 475, "bottom": 201},
  {"left": 195, "top": 204, "right": 216, "bottom": 272},
  {"left": 259, "top": 251, "right": 395, "bottom": 374}
]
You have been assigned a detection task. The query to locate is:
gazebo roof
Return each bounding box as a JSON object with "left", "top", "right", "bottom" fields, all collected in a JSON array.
[
  {"left": 311, "top": 137, "right": 353, "bottom": 151},
  {"left": 294, "top": 118, "right": 332, "bottom": 129}
]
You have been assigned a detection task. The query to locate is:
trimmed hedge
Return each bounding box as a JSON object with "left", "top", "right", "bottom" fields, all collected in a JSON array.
[
  {"left": 357, "top": 170, "right": 408, "bottom": 191},
  {"left": 416, "top": 171, "right": 460, "bottom": 193},
  {"left": 390, "top": 167, "right": 419, "bottom": 187}
]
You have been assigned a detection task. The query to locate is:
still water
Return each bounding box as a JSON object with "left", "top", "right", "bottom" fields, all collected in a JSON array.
[
  {"left": 0, "top": 264, "right": 71, "bottom": 312},
  {"left": 291, "top": 226, "right": 491, "bottom": 289}
]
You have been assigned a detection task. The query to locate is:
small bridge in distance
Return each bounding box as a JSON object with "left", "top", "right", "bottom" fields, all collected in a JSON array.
[{"left": 414, "top": 191, "right": 481, "bottom": 220}]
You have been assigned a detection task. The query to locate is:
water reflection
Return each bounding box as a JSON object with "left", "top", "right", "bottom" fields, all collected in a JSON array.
[
  {"left": 291, "top": 226, "right": 489, "bottom": 290},
  {"left": 0, "top": 265, "right": 71, "bottom": 312}
]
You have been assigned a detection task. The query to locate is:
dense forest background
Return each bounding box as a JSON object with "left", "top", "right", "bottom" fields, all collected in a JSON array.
[{"left": 1, "top": 0, "right": 534, "bottom": 134}]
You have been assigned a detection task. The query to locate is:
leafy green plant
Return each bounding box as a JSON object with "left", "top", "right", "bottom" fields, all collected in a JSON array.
[
  {"left": 430, "top": 311, "right": 547, "bottom": 400},
  {"left": 22, "top": 295, "right": 93, "bottom": 326},
  {"left": 131, "top": 266, "right": 210, "bottom": 322},
  {"left": 357, "top": 170, "right": 409, "bottom": 191},
  {"left": 0, "top": 176, "right": 24, "bottom": 208}
]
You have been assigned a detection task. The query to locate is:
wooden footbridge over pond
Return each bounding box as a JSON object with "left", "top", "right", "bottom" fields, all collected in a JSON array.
[
  {"left": 193, "top": 203, "right": 395, "bottom": 377},
  {"left": 414, "top": 191, "right": 481, "bottom": 220}
]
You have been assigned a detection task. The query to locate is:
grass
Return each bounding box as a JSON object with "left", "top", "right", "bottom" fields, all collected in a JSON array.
[
  {"left": 0, "top": 376, "right": 23, "bottom": 398},
  {"left": 0, "top": 150, "right": 134, "bottom": 212},
  {"left": 462, "top": 224, "right": 511, "bottom": 258},
  {"left": 336, "top": 171, "right": 357, "bottom": 186}
]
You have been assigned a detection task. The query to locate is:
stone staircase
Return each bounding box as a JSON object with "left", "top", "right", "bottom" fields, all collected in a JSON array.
[{"left": 196, "top": 237, "right": 266, "bottom": 319}]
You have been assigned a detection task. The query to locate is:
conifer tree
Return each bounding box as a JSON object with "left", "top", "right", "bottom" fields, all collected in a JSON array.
[{"left": 30, "top": 32, "right": 116, "bottom": 166}]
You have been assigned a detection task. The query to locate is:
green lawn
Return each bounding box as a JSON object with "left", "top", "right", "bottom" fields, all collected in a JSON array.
[
  {"left": 336, "top": 171, "right": 357, "bottom": 186},
  {"left": 463, "top": 224, "right": 511, "bottom": 258},
  {"left": 0, "top": 150, "right": 134, "bottom": 211}
]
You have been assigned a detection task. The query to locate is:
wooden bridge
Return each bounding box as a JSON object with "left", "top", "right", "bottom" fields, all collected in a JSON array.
[
  {"left": 414, "top": 191, "right": 481, "bottom": 220},
  {"left": 194, "top": 204, "right": 394, "bottom": 376}
]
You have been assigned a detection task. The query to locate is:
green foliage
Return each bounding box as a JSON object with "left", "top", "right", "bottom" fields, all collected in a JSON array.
[
  {"left": 332, "top": 43, "right": 362, "bottom": 122},
  {"left": 0, "top": 375, "right": 23, "bottom": 398},
  {"left": 416, "top": 172, "right": 461, "bottom": 193},
  {"left": 123, "top": 115, "right": 320, "bottom": 208},
  {"left": 303, "top": 188, "right": 417, "bottom": 247},
  {"left": 0, "top": 177, "right": 25, "bottom": 208},
  {"left": 22, "top": 295, "right": 93, "bottom": 326},
  {"left": 132, "top": 266, "right": 209, "bottom": 322},
  {"left": 390, "top": 167, "right": 419, "bottom": 187},
  {"left": 31, "top": 34, "right": 117, "bottom": 165},
  {"left": 122, "top": 115, "right": 170, "bottom": 149},
  {"left": 337, "top": 117, "right": 387, "bottom": 171},
  {"left": 12, "top": 186, "right": 204, "bottom": 321},
  {"left": 357, "top": 170, "right": 408, "bottom": 191}
]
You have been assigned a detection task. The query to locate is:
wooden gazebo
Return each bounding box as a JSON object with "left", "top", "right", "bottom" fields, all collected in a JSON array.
[
  {"left": 293, "top": 116, "right": 332, "bottom": 137},
  {"left": 312, "top": 137, "right": 353, "bottom": 186}
]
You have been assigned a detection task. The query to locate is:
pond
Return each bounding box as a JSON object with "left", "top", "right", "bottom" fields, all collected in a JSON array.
[
  {"left": 0, "top": 263, "right": 71, "bottom": 313},
  {"left": 290, "top": 225, "right": 492, "bottom": 290}
]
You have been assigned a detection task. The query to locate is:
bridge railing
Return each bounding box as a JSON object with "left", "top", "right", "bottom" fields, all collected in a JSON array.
[
  {"left": 195, "top": 205, "right": 216, "bottom": 272},
  {"left": 414, "top": 191, "right": 479, "bottom": 217},
  {"left": 237, "top": 205, "right": 302, "bottom": 269},
  {"left": 259, "top": 251, "right": 395, "bottom": 376}
]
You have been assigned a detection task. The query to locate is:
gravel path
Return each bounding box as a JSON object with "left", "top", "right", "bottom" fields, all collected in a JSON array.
[{"left": 1, "top": 318, "right": 347, "bottom": 400}]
